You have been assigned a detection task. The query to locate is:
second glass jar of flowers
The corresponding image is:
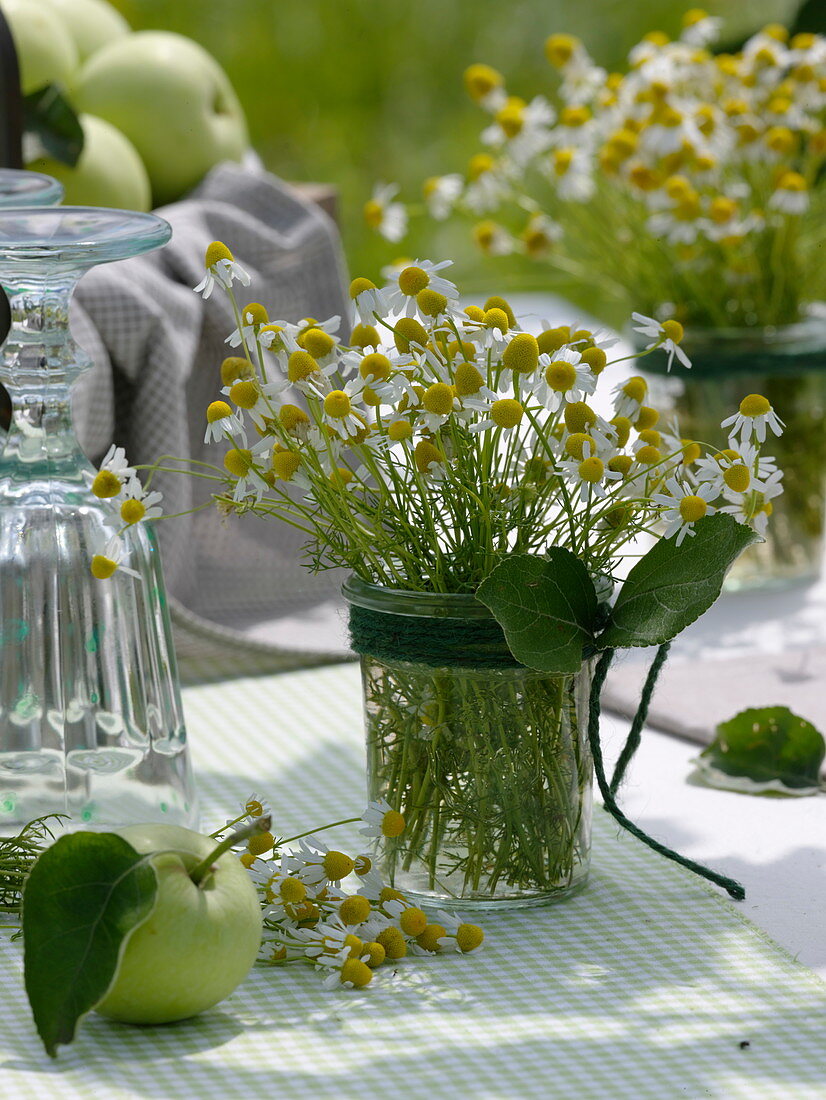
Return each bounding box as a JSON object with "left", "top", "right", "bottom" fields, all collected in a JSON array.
[{"left": 92, "top": 245, "right": 783, "bottom": 907}]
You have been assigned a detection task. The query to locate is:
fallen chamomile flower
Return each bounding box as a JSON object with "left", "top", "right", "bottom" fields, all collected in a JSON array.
[{"left": 194, "top": 241, "right": 250, "bottom": 299}]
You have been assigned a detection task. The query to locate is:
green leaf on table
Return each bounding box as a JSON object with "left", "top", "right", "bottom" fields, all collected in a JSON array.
[
  {"left": 23, "top": 84, "right": 84, "bottom": 167},
  {"left": 597, "top": 514, "right": 760, "bottom": 650},
  {"left": 477, "top": 549, "right": 598, "bottom": 674},
  {"left": 694, "top": 706, "right": 825, "bottom": 795},
  {"left": 22, "top": 832, "right": 157, "bottom": 1057}
]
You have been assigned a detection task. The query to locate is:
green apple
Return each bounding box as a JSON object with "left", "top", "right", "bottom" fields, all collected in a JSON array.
[
  {"left": 74, "top": 30, "right": 248, "bottom": 206},
  {"left": 94, "top": 824, "right": 263, "bottom": 1025},
  {"left": 37, "top": 0, "right": 130, "bottom": 65},
  {"left": 0, "top": 0, "right": 78, "bottom": 94},
  {"left": 27, "top": 113, "right": 151, "bottom": 212}
]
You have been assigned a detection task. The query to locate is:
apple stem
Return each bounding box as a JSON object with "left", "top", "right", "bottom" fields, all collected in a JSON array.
[{"left": 189, "top": 815, "right": 272, "bottom": 887}]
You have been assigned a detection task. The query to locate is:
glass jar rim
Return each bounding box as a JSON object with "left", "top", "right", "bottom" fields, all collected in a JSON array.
[{"left": 342, "top": 575, "right": 494, "bottom": 620}]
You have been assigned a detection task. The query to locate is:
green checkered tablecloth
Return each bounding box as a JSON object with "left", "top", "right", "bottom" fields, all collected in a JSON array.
[{"left": 2, "top": 664, "right": 825, "bottom": 1099}]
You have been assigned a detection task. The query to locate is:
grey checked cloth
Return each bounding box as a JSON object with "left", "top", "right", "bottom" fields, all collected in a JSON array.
[{"left": 71, "top": 162, "right": 353, "bottom": 681}]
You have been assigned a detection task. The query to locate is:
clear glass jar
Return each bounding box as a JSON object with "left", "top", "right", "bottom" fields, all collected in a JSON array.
[
  {"left": 344, "top": 576, "right": 592, "bottom": 911},
  {"left": 638, "top": 313, "right": 826, "bottom": 589}
]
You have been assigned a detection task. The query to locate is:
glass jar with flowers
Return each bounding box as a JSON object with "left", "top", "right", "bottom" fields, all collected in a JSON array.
[
  {"left": 371, "top": 14, "right": 826, "bottom": 586},
  {"left": 90, "top": 243, "right": 779, "bottom": 908}
]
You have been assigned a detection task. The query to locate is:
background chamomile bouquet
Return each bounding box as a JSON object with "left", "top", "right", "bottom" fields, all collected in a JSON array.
[{"left": 368, "top": 13, "right": 826, "bottom": 331}]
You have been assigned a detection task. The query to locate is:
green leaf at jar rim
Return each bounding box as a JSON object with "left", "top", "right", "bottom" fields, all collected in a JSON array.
[
  {"left": 700, "top": 706, "right": 825, "bottom": 791},
  {"left": 597, "top": 513, "right": 760, "bottom": 650},
  {"left": 477, "top": 548, "right": 598, "bottom": 674},
  {"left": 22, "top": 832, "right": 158, "bottom": 1058}
]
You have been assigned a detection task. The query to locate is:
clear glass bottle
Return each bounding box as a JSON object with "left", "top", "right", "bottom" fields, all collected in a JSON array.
[
  {"left": 639, "top": 314, "right": 826, "bottom": 589},
  {"left": 344, "top": 576, "right": 592, "bottom": 911},
  {"left": 0, "top": 207, "right": 197, "bottom": 832}
]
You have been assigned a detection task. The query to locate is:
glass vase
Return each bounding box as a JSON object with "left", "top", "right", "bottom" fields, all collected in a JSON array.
[
  {"left": 0, "top": 207, "right": 197, "bottom": 833},
  {"left": 0, "top": 169, "right": 63, "bottom": 209},
  {"left": 638, "top": 313, "right": 826, "bottom": 589},
  {"left": 344, "top": 577, "right": 592, "bottom": 911}
]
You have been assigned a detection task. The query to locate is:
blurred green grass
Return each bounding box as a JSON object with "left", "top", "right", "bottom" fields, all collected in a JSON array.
[{"left": 111, "top": 0, "right": 810, "bottom": 303}]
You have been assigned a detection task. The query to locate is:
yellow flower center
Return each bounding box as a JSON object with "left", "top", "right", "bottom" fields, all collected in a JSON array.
[
  {"left": 279, "top": 876, "right": 307, "bottom": 904},
  {"left": 299, "top": 327, "right": 336, "bottom": 358},
  {"left": 634, "top": 405, "right": 660, "bottom": 431},
  {"left": 578, "top": 456, "right": 604, "bottom": 483},
  {"left": 490, "top": 398, "right": 524, "bottom": 428},
  {"left": 350, "top": 323, "right": 380, "bottom": 349},
  {"left": 554, "top": 148, "right": 574, "bottom": 176},
  {"left": 398, "top": 265, "right": 430, "bottom": 297},
  {"left": 242, "top": 302, "right": 268, "bottom": 327},
  {"left": 340, "top": 959, "right": 373, "bottom": 988},
  {"left": 280, "top": 404, "right": 310, "bottom": 432},
  {"left": 120, "top": 499, "right": 146, "bottom": 525},
  {"left": 323, "top": 850, "right": 355, "bottom": 881},
  {"left": 610, "top": 415, "right": 632, "bottom": 446},
  {"left": 564, "top": 401, "right": 597, "bottom": 433},
  {"left": 221, "top": 356, "right": 253, "bottom": 385},
  {"left": 363, "top": 199, "right": 383, "bottom": 228},
  {"left": 545, "top": 33, "right": 579, "bottom": 67},
  {"left": 456, "top": 923, "right": 485, "bottom": 953},
  {"left": 355, "top": 353, "right": 389, "bottom": 383},
  {"left": 381, "top": 809, "right": 406, "bottom": 837},
  {"left": 679, "top": 495, "right": 708, "bottom": 522},
  {"left": 272, "top": 450, "right": 301, "bottom": 481},
  {"left": 776, "top": 171, "right": 806, "bottom": 193},
  {"left": 560, "top": 105, "right": 590, "bottom": 127},
  {"left": 483, "top": 296, "right": 516, "bottom": 326},
  {"left": 622, "top": 376, "right": 647, "bottom": 403},
  {"left": 724, "top": 464, "right": 751, "bottom": 492},
  {"left": 205, "top": 240, "right": 233, "bottom": 268},
  {"left": 417, "top": 288, "right": 448, "bottom": 316},
  {"left": 363, "top": 941, "right": 385, "bottom": 968},
  {"left": 90, "top": 555, "right": 117, "bottom": 580},
  {"left": 661, "top": 319, "right": 684, "bottom": 344},
  {"left": 287, "top": 350, "right": 320, "bottom": 382},
  {"left": 324, "top": 390, "right": 352, "bottom": 419},
  {"left": 207, "top": 400, "right": 233, "bottom": 423},
  {"left": 635, "top": 445, "right": 661, "bottom": 465},
  {"left": 545, "top": 360, "right": 577, "bottom": 392},
  {"left": 582, "top": 347, "right": 607, "bottom": 374},
  {"left": 349, "top": 276, "right": 377, "bottom": 298},
  {"left": 681, "top": 439, "right": 701, "bottom": 465},
  {"left": 496, "top": 97, "right": 526, "bottom": 137},
  {"left": 638, "top": 428, "right": 662, "bottom": 448},
  {"left": 375, "top": 926, "right": 407, "bottom": 959},
  {"left": 739, "top": 394, "right": 771, "bottom": 417},
  {"left": 414, "top": 439, "right": 444, "bottom": 473},
  {"left": 394, "top": 316, "right": 428, "bottom": 353},
  {"left": 387, "top": 420, "right": 413, "bottom": 442},
  {"left": 564, "top": 432, "right": 595, "bottom": 459},
  {"left": 423, "top": 382, "right": 454, "bottom": 416},
  {"left": 229, "top": 380, "right": 260, "bottom": 409},
  {"left": 537, "top": 326, "right": 570, "bottom": 354},
  {"left": 454, "top": 361, "right": 485, "bottom": 396},
  {"left": 416, "top": 924, "right": 447, "bottom": 953},
  {"left": 330, "top": 467, "right": 354, "bottom": 487},
  {"left": 464, "top": 305, "right": 486, "bottom": 323},
  {"left": 609, "top": 455, "right": 633, "bottom": 475},
  {"left": 463, "top": 63, "right": 503, "bottom": 102},
  {"left": 399, "top": 906, "right": 428, "bottom": 937},
  {"left": 247, "top": 831, "right": 274, "bottom": 856},
  {"left": 468, "top": 152, "right": 495, "bottom": 180},
  {"left": 91, "top": 470, "right": 122, "bottom": 499},
  {"left": 503, "top": 333, "right": 539, "bottom": 374},
  {"left": 224, "top": 448, "right": 254, "bottom": 478},
  {"left": 339, "top": 895, "right": 372, "bottom": 925}
]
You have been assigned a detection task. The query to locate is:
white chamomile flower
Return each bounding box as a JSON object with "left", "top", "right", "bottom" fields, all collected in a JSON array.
[
  {"left": 310, "top": 376, "right": 369, "bottom": 440},
  {"left": 99, "top": 444, "right": 136, "bottom": 481},
  {"left": 204, "top": 399, "right": 244, "bottom": 444},
  {"left": 680, "top": 11, "right": 722, "bottom": 47},
  {"left": 90, "top": 536, "right": 141, "bottom": 581},
  {"left": 468, "top": 396, "right": 525, "bottom": 434},
  {"left": 422, "top": 173, "right": 463, "bottom": 220},
  {"left": 118, "top": 480, "right": 163, "bottom": 526},
  {"left": 433, "top": 909, "right": 485, "bottom": 954},
  {"left": 558, "top": 441, "right": 622, "bottom": 502},
  {"left": 385, "top": 259, "right": 459, "bottom": 317},
  {"left": 533, "top": 348, "right": 597, "bottom": 411},
  {"left": 359, "top": 798, "right": 406, "bottom": 839},
  {"left": 194, "top": 241, "right": 251, "bottom": 299},
  {"left": 225, "top": 302, "right": 270, "bottom": 349},
  {"left": 545, "top": 146, "right": 595, "bottom": 201},
  {"left": 294, "top": 838, "right": 357, "bottom": 889},
  {"left": 349, "top": 277, "right": 391, "bottom": 326},
  {"left": 768, "top": 172, "right": 809, "bottom": 215},
  {"left": 652, "top": 477, "right": 718, "bottom": 545},
  {"left": 611, "top": 375, "right": 649, "bottom": 419},
  {"left": 631, "top": 312, "right": 691, "bottom": 371},
  {"left": 364, "top": 182, "right": 408, "bottom": 242},
  {"left": 721, "top": 394, "right": 784, "bottom": 445}
]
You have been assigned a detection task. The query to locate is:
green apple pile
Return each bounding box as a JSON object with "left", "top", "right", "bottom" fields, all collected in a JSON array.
[{"left": 0, "top": 0, "right": 248, "bottom": 209}]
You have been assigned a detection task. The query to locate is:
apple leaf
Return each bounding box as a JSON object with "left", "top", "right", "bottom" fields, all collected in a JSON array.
[
  {"left": 23, "top": 85, "right": 84, "bottom": 167},
  {"left": 22, "top": 832, "right": 157, "bottom": 1057},
  {"left": 694, "top": 706, "right": 826, "bottom": 795},
  {"left": 597, "top": 514, "right": 760, "bottom": 650},
  {"left": 476, "top": 549, "right": 598, "bottom": 674}
]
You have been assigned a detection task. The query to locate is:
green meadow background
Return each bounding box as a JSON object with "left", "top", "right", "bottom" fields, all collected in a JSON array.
[{"left": 112, "top": 0, "right": 820, "bottom": 301}]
